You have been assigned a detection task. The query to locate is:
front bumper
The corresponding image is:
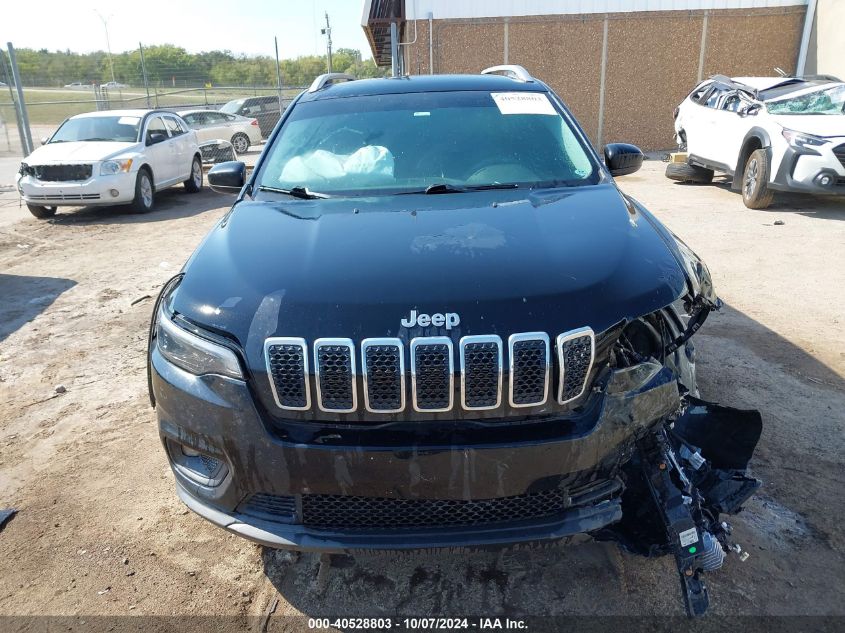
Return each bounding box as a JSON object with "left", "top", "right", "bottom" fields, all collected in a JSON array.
[
  {"left": 771, "top": 141, "right": 845, "bottom": 195},
  {"left": 151, "top": 348, "right": 681, "bottom": 552},
  {"left": 17, "top": 171, "right": 136, "bottom": 206}
]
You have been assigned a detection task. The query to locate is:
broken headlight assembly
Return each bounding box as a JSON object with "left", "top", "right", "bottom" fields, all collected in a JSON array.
[{"left": 600, "top": 304, "right": 762, "bottom": 617}]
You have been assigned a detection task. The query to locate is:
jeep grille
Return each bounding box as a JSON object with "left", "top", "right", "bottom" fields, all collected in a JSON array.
[{"left": 264, "top": 328, "right": 595, "bottom": 416}]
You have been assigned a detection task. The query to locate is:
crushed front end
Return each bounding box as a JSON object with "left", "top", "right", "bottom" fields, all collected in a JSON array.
[{"left": 148, "top": 186, "right": 762, "bottom": 618}]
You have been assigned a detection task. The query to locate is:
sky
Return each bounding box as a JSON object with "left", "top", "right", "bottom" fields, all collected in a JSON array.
[{"left": 2, "top": 0, "right": 374, "bottom": 59}]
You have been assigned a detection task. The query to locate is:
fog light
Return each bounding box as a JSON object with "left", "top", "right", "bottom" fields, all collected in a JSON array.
[
  {"left": 820, "top": 175, "right": 831, "bottom": 186},
  {"left": 166, "top": 438, "right": 228, "bottom": 486},
  {"left": 110, "top": 189, "right": 119, "bottom": 197}
]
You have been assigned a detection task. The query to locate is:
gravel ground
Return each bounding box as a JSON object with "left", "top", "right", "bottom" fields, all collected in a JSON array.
[{"left": 0, "top": 160, "right": 843, "bottom": 626}]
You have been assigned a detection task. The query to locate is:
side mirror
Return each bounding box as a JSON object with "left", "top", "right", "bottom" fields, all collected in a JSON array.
[
  {"left": 40, "top": 136, "right": 49, "bottom": 145},
  {"left": 208, "top": 161, "right": 246, "bottom": 194},
  {"left": 739, "top": 104, "right": 760, "bottom": 117},
  {"left": 604, "top": 143, "right": 644, "bottom": 177},
  {"left": 147, "top": 132, "right": 167, "bottom": 146}
]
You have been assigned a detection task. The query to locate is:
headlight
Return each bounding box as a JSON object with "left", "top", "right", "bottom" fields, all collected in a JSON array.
[
  {"left": 100, "top": 158, "right": 133, "bottom": 175},
  {"left": 19, "top": 162, "right": 32, "bottom": 176},
  {"left": 155, "top": 305, "right": 243, "bottom": 380},
  {"left": 781, "top": 128, "right": 828, "bottom": 150}
]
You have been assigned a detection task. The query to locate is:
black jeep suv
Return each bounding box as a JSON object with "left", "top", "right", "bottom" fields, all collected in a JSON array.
[{"left": 148, "top": 67, "right": 761, "bottom": 615}]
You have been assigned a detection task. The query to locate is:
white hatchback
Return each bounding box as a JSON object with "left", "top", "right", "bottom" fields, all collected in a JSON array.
[
  {"left": 17, "top": 109, "right": 202, "bottom": 218},
  {"left": 671, "top": 75, "right": 845, "bottom": 208}
]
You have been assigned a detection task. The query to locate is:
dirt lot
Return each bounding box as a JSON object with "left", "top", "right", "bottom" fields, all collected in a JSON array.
[{"left": 0, "top": 161, "right": 843, "bottom": 626}]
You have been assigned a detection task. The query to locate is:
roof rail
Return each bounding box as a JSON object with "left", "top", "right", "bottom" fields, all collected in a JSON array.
[
  {"left": 308, "top": 73, "right": 356, "bottom": 93},
  {"left": 481, "top": 65, "right": 534, "bottom": 83}
]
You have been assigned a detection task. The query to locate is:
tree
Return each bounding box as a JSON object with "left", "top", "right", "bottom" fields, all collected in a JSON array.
[{"left": 10, "top": 46, "right": 388, "bottom": 88}]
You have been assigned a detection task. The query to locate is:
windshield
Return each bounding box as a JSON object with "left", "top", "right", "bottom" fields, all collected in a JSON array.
[
  {"left": 220, "top": 100, "right": 244, "bottom": 114},
  {"left": 255, "top": 90, "right": 598, "bottom": 197},
  {"left": 50, "top": 115, "right": 141, "bottom": 143},
  {"left": 766, "top": 84, "right": 845, "bottom": 115}
]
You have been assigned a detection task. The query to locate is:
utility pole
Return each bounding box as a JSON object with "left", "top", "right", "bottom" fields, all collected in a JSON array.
[
  {"left": 321, "top": 12, "right": 333, "bottom": 73},
  {"left": 94, "top": 10, "right": 116, "bottom": 83},
  {"left": 274, "top": 36, "right": 283, "bottom": 114},
  {"left": 7, "top": 43, "right": 33, "bottom": 155},
  {"left": 139, "top": 42, "right": 151, "bottom": 108}
]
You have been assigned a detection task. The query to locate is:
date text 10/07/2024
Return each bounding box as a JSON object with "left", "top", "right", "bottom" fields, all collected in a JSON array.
[{"left": 307, "top": 618, "right": 528, "bottom": 630}]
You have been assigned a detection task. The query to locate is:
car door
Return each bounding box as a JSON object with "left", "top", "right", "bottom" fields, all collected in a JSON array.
[
  {"left": 679, "top": 83, "right": 712, "bottom": 159},
  {"left": 203, "top": 112, "right": 232, "bottom": 142},
  {"left": 163, "top": 115, "right": 192, "bottom": 181},
  {"left": 143, "top": 115, "right": 177, "bottom": 184},
  {"left": 182, "top": 112, "right": 210, "bottom": 143},
  {"left": 689, "top": 85, "right": 729, "bottom": 163},
  {"left": 709, "top": 91, "right": 754, "bottom": 172}
]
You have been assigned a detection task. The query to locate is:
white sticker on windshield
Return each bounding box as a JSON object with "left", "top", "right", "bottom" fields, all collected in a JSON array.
[
  {"left": 491, "top": 92, "right": 556, "bottom": 115},
  {"left": 118, "top": 116, "right": 140, "bottom": 125}
]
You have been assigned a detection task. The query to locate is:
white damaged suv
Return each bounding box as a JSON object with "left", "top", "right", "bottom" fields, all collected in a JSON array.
[
  {"left": 669, "top": 75, "right": 845, "bottom": 208},
  {"left": 17, "top": 109, "right": 202, "bottom": 218}
]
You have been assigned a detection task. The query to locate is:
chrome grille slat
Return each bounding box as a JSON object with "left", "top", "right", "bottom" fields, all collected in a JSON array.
[
  {"left": 265, "top": 337, "right": 310, "bottom": 411},
  {"left": 264, "top": 327, "right": 596, "bottom": 414},
  {"left": 508, "top": 333, "right": 550, "bottom": 407},
  {"left": 410, "top": 337, "right": 454, "bottom": 412},
  {"left": 556, "top": 328, "right": 595, "bottom": 405},
  {"left": 361, "top": 338, "right": 405, "bottom": 413},
  {"left": 314, "top": 338, "right": 356, "bottom": 413},
  {"left": 460, "top": 335, "right": 502, "bottom": 410}
]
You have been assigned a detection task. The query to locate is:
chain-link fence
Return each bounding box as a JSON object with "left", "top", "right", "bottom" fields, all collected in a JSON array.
[{"left": 0, "top": 42, "right": 388, "bottom": 158}]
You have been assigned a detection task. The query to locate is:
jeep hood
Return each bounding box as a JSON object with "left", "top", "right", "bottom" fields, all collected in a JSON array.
[
  {"left": 25, "top": 141, "right": 138, "bottom": 163},
  {"left": 172, "top": 184, "right": 696, "bottom": 370}
]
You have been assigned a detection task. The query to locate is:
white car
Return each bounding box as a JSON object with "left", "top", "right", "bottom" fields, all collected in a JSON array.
[
  {"left": 103, "top": 81, "right": 129, "bottom": 89},
  {"left": 17, "top": 109, "right": 202, "bottom": 218},
  {"left": 178, "top": 109, "right": 262, "bottom": 154},
  {"left": 670, "top": 75, "right": 845, "bottom": 208}
]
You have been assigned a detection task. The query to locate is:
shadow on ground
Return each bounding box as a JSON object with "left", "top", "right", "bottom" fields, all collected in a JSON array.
[
  {"left": 0, "top": 273, "right": 76, "bottom": 342},
  {"left": 44, "top": 188, "right": 234, "bottom": 226},
  {"left": 253, "top": 302, "right": 844, "bottom": 618},
  {"left": 669, "top": 175, "right": 845, "bottom": 219}
]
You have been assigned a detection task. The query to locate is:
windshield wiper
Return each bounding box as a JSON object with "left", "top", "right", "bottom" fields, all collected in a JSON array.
[
  {"left": 79, "top": 137, "right": 116, "bottom": 141},
  {"left": 397, "top": 183, "right": 520, "bottom": 195},
  {"left": 256, "top": 185, "right": 329, "bottom": 199}
]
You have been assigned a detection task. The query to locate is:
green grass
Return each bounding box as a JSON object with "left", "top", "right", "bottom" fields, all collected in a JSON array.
[{"left": 0, "top": 87, "right": 303, "bottom": 126}]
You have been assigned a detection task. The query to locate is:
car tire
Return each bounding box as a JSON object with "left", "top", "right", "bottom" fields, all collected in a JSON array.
[
  {"left": 184, "top": 155, "right": 203, "bottom": 193},
  {"left": 741, "top": 149, "right": 774, "bottom": 209},
  {"left": 131, "top": 169, "right": 155, "bottom": 213},
  {"left": 231, "top": 133, "right": 250, "bottom": 155},
  {"left": 665, "top": 162, "right": 714, "bottom": 184},
  {"left": 26, "top": 204, "right": 57, "bottom": 219}
]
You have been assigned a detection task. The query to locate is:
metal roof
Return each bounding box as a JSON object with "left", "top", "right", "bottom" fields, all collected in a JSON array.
[{"left": 361, "top": 0, "right": 404, "bottom": 67}]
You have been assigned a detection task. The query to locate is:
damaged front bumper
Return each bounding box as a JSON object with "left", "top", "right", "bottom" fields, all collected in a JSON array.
[
  {"left": 153, "top": 324, "right": 762, "bottom": 617},
  {"left": 152, "top": 346, "right": 683, "bottom": 551}
]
